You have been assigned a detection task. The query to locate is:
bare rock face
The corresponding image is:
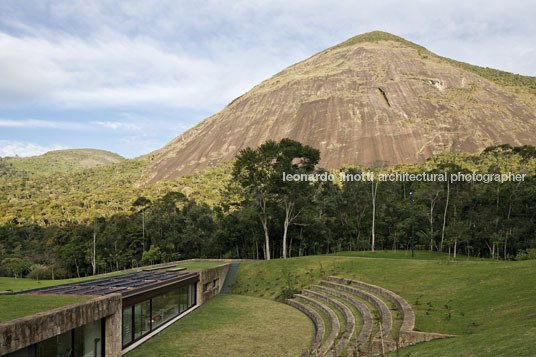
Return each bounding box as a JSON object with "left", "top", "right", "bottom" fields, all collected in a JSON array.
[{"left": 145, "top": 31, "right": 536, "bottom": 183}]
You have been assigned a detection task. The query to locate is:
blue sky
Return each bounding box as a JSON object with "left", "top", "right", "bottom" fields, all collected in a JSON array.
[{"left": 1, "top": 0, "right": 535, "bottom": 158}]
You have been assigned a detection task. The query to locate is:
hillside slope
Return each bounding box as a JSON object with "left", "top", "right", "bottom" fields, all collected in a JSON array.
[
  {"left": 0, "top": 149, "right": 125, "bottom": 178},
  {"left": 145, "top": 31, "right": 536, "bottom": 183}
]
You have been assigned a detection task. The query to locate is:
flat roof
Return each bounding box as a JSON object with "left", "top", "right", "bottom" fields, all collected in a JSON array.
[{"left": 16, "top": 270, "right": 198, "bottom": 298}]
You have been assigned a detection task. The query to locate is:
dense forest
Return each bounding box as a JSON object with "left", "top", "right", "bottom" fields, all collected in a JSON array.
[{"left": 1, "top": 140, "right": 536, "bottom": 279}]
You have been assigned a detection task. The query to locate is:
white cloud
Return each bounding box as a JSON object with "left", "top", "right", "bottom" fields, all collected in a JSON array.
[
  {"left": 0, "top": 30, "right": 292, "bottom": 111},
  {"left": 1, "top": 0, "right": 533, "bottom": 114},
  {"left": 92, "top": 121, "right": 141, "bottom": 131},
  {"left": 0, "top": 140, "right": 66, "bottom": 157},
  {"left": 0, "top": 118, "right": 86, "bottom": 130}
]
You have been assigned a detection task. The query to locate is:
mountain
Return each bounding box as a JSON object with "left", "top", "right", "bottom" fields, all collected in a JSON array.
[
  {"left": 144, "top": 31, "right": 536, "bottom": 183},
  {"left": 0, "top": 148, "right": 125, "bottom": 178}
]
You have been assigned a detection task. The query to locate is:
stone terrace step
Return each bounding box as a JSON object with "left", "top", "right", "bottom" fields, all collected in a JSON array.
[
  {"left": 294, "top": 294, "right": 340, "bottom": 356},
  {"left": 326, "top": 277, "right": 455, "bottom": 356},
  {"left": 327, "top": 276, "right": 415, "bottom": 332},
  {"left": 287, "top": 277, "right": 455, "bottom": 356},
  {"left": 285, "top": 299, "right": 325, "bottom": 356},
  {"left": 310, "top": 284, "right": 373, "bottom": 348},
  {"left": 303, "top": 288, "right": 355, "bottom": 355},
  {"left": 320, "top": 280, "right": 392, "bottom": 339}
]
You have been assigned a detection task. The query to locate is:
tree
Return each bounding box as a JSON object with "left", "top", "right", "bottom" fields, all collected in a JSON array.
[
  {"left": 141, "top": 245, "right": 163, "bottom": 266},
  {"left": 340, "top": 166, "right": 370, "bottom": 251},
  {"left": 132, "top": 196, "right": 152, "bottom": 248},
  {"left": 272, "top": 139, "right": 320, "bottom": 258},
  {"left": 233, "top": 142, "right": 277, "bottom": 260},
  {"left": 233, "top": 138, "right": 320, "bottom": 259},
  {"left": 371, "top": 179, "right": 379, "bottom": 252}
]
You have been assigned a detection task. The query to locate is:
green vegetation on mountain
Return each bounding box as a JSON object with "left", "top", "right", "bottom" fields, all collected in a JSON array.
[
  {"left": 0, "top": 157, "right": 232, "bottom": 226},
  {"left": 332, "top": 30, "right": 429, "bottom": 53},
  {"left": 0, "top": 149, "right": 125, "bottom": 178}
]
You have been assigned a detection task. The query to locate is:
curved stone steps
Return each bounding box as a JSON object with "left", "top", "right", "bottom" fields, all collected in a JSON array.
[
  {"left": 310, "top": 284, "right": 373, "bottom": 347},
  {"left": 294, "top": 294, "right": 340, "bottom": 356},
  {"left": 287, "top": 276, "right": 455, "bottom": 356},
  {"left": 320, "top": 280, "right": 392, "bottom": 339},
  {"left": 303, "top": 288, "right": 355, "bottom": 355},
  {"left": 327, "top": 276, "right": 415, "bottom": 332},
  {"left": 285, "top": 299, "right": 325, "bottom": 356},
  {"left": 326, "top": 277, "right": 456, "bottom": 356}
]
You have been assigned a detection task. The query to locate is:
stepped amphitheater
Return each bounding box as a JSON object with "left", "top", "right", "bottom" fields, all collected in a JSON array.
[{"left": 286, "top": 276, "right": 454, "bottom": 356}]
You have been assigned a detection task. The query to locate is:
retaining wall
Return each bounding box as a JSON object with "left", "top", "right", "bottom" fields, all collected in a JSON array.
[{"left": 197, "top": 263, "right": 231, "bottom": 305}]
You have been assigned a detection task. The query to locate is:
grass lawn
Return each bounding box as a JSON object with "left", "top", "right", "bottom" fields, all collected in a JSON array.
[
  {"left": 126, "top": 294, "right": 314, "bottom": 357},
  {"left": 0, "top": 270, "right": 137, "bottom": 292},
  {"left": 329, "top": 249, "right": 491, "bottom": 261},
  {"left": 232, "top": 253, "right": 536, "bottom": 356},
  {"left": 174, "top": 261, "right": 228, "bottom": 271},
  {"left": 0, "top": 295, "right": 91, "bottom": 323}
]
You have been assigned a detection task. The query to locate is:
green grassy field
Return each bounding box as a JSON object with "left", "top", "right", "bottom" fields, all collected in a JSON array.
[
  {"left": 0, "top": 295, "right": 91, "bottom": 323},
  {"left": 126, "top": 294, "right": 313, "bottom": 357},
  {"left": 231, "top": 252, "right": 536, "bottom": 356},
  {"left": 329, "top": 249, "right": 491, "bottom": 261}
]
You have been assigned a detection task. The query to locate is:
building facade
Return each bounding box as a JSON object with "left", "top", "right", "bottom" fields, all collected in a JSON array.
[{"left": 0, "top": 263, "right": 231, "bottom": 357}]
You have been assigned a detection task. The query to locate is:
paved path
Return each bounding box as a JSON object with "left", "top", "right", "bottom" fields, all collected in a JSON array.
[{"left": 221, "top": 262, "right": 240, "bottom": 294}]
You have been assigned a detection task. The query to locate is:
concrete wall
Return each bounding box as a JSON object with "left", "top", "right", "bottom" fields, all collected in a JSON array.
[
  {"left": 0, "top": 294, "right": 122, "bottom": 357},
  {"left": 196, "top": 264, "right": 230, "bottom": 305}
]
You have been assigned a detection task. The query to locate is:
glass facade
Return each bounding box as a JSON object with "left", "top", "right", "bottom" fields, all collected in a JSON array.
[
  {"left": 6, "top": 319, "right": 103, "bottom": 357},
  {"left": 73, "top": 320, "right": 102, "bottom": 357},
  {"left": 122, "top": 282, "right": 197, "bottom": 348},
  {"left": 134, "top": 300, "right": 151, "bottom": 339},
  {"left": 122, "top": 306, "right": 133, "bottom": 346}
]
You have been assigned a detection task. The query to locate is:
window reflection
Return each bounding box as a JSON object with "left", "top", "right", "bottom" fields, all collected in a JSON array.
[
  {"left": 122, "top": 282, "right": 197, "bottom": 348},
  {"left": 134, "top": 301, "right": 151, "bottom": 339}
]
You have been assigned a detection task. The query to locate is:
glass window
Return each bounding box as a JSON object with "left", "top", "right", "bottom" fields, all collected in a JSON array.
[
  {"left": 122, "top": 306, "right": 133, "bottom": 346},
  {"left": 5, "top": 345, "right": 35, "bottom": 357},
  {"left": 151, "top": 294, "right": 166, "bottom": 329},
  {"left": 9, "top": 320, "right": 104, "bottom": 357},
  {"left": 134, "top": 300, "right": 151, "bottom": 339},
  {"left": 152, "top": 291, "right": 179, "bottom": 329},
  {"left": 180, "top": 286, "right": 188, "bottom": 313},
  {"left": 74, "top": 319, "right": 102, "bottom": 357},
  {"left": 36, "top": 330, "right": 72, "bottom": 357},
  {"left": 188, "top": 283, "right": 196, "bottom": 308}
]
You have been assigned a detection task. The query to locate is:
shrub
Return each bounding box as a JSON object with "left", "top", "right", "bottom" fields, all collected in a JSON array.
[
  {"left": 1, "top": 258, "right": 32, "bottom": 278},
  {"left": 515, "top": 248, "right": 536, "bottom": 261}
]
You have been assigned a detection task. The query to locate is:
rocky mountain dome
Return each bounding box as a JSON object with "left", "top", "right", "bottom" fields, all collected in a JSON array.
[{"left": 144, "top": 31, "right": 536, "bottom": 183}]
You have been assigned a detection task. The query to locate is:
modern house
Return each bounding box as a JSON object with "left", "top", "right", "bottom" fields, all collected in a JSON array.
[{"left": 0, "top": 261, "right": 231, "bottom": 357}]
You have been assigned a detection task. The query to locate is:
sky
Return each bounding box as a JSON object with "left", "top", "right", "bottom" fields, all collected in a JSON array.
[{"left": 0, "top": 1, "right": 535, "bottom": 158}]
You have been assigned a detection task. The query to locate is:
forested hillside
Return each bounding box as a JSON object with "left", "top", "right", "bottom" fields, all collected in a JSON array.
[
  {"left": 1, "top": 141, "right": 535, "bottom": 280},
  {"left": 0, "top": 157, "right": 232, "bottom": 226},
  {"left": 0, "top": 149, "right": 125, "bottom": 178}
]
